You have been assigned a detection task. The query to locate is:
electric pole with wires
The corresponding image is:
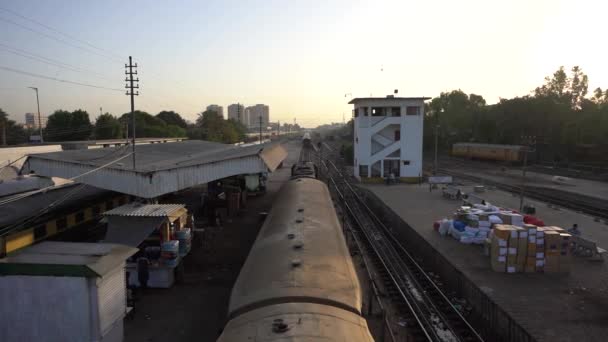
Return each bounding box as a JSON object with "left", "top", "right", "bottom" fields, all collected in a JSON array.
[{"left": 125, "top": 56, "right": 139, "bottom": 169}]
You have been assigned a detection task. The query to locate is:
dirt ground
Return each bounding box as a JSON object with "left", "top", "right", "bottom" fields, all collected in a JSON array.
[{"left": 124, "top": 141, "right": 300, "bottom": 342}]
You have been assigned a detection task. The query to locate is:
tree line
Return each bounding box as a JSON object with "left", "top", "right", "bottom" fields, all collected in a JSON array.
[
  {"left": 0, "top": 108, "right": 249, "bottom": 145},
  {"left": 424, "top": 66, "right": 608, "bottom": 163}
]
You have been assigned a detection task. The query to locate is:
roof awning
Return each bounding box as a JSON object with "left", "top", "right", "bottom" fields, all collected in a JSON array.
[
  {"left": 22, "top": 141, "right": 288, "bottom": 198},
  {"left": 104, "top": 216, "right": 166, "bottom": 247}
]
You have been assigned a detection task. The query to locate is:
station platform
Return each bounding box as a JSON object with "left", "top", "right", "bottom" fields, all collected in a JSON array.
[{"left": 360, "top": 183, "right": 608, "bottom": 342}]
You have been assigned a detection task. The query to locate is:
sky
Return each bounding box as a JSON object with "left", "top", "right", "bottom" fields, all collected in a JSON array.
[{"left": 0, "top": 0, "right": 607, "bottom": 127}]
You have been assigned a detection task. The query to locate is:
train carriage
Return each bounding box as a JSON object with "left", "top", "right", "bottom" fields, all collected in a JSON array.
[
  {"left": 452, "top": 143, "right": 524, "bottom": 162},
  {"left": 218, "top": 175, "right": 373, "bottom": 341}
]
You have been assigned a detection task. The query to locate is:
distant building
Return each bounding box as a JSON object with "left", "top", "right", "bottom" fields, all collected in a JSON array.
[
  {"left": 227, "top": 104, "right": 247, "bottom": 126},
  {"left": 349, "top": 96, "right": 429, "bottom": 181},
  {"left": 24, "top": 113, "right": 47, "bottom": 129},
  {"left": 206, "top": 105, "right": 224, "bottom": 118},
  {"left": 246, "top": 104, "right": 269, "bottom": 129}
]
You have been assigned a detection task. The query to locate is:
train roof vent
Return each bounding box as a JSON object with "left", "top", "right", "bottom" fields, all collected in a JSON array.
[
  {"left": 272, "top": 319, "right": 290, "bottom": 333},
  {"left": 293, "top": 241, "right": 304, "bottom": 249},
  {"left": 287, "top": 233, "right": 295, "bottom": 239},
  {"left": 297, "top": 208, "right": 304, "bottom": 212},
  {"left": 295, "top": 219, "right": 303, "bottom": 223},
  {"left": 291, "top": 259, "right": 302, "bottom": 267}
]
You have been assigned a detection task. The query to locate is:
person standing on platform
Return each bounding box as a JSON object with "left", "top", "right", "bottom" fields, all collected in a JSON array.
[
  {"left": 568, "top": 224, "right": 581, "bottom": 236},
  {"left": 137, "top": 256, "right": 150, "bottom": 290}
]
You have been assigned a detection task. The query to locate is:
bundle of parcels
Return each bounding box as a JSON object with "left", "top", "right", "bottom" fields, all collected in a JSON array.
[
  {"left": 443, "top": 204, "right": 524, "bottom": 245},
  {"left": 489, "top": 224, "right": 571, "bottom": 274}
]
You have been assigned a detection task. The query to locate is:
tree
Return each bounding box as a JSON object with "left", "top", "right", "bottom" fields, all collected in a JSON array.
[
  {"left": 534, "top": 66, "right": 589, "bottom": 109},
  {"left": 45, "top": 109, "right": 92, "bottom": 141},
  {"left": 226, "top": 119, "right": 247, "bottom": 142},
  {"left": 5, "top": 120, "right": 28, "bottom": 145},
  {"left": 195, "top": 110, "right": 226, "bottom": 142},
  {"left": 94, "top": 113, "right": 123, "bottom": 140},
  {"left": 120, "top": 111, "right": 166, "bottom": 138},
  {"left": 188, "top": 110, "right": 245, "bottom": 143},
  {"left": 156, "top": 111, "right": 188, "bottom": 128},
  {"left": 0, "top": 108, "right": 7, "bottom": 145}
]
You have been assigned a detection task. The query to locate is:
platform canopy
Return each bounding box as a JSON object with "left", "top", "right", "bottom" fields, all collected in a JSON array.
[{"left": 22, "top": 140, "right": 287, "bottom": 199}]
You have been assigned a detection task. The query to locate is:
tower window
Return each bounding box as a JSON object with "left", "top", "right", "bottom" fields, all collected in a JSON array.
[{"left": 406, "top": 106, "right": 420, "bottom": 115}]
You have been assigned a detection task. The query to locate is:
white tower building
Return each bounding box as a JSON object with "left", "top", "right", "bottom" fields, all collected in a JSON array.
[{"left": 349, "top": 96, "right": 429, "bottom": 181}]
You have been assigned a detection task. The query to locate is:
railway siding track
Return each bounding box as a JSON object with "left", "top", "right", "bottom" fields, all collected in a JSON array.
[
  {"left": 437, "top": 168, "right": 608, "bottom": 220},
  {"left": 316, "top": 151, "right": 483, "bottom": 342}
]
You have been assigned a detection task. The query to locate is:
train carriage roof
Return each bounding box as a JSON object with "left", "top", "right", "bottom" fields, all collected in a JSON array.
[{"left": 453, "top": 143, "right": 525, "bottom": 150}]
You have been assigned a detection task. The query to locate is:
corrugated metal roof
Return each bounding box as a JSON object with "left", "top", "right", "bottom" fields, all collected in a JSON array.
[
  {"left": 26, "top": 140, "right": 263, "bottom": 172},
  {"left": 104, "top": 203, "right": 184, "bottom": 217},
  {"left": 0, "top": 183, "right": 112, "bottom": 228},
  {"left": 22, "top": 140, "right": 288, "bottom": 198},
  {"left": 453, "top": 142, "right": 524, "bottom": 150},
  {"left": 0, "top": 241, "right": 138, "bottom": 277}
]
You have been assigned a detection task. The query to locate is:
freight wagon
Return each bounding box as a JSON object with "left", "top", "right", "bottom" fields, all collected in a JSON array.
[{"left": 452, "top": 143, "right": 524, "bottom": 162}]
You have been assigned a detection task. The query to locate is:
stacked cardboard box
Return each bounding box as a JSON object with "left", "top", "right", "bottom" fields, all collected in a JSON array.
[
  {"left": 535, "top": 227, "right": 546, "bottom": 273},
  {"left": 488, "top": 224, "right": 572, "bottom": 274},
  {"left": 559, "top": 233, "right": 572, "bottom": 273},
  {"left": 513, "top": 226, "right": 528, "bottom": 272},
  {"left": 499, "top": 212, "right": 524, "bottom": 226},
  {"left": 507, "top": 227, "right": 519, "bottom": 273},
  {"left": 491, "top": 225, "right": 514, "bottom": 272},
  {"left": 544, "top": 230, "right": 561, "bottom": 273},
  {"left": 524, "top": 224, "right": 538, "bottom": 273}
]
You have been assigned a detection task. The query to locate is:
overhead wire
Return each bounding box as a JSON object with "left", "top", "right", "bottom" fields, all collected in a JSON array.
[
  {"left": 0, "top": 7, "right": 206, "bottom": 116},
  {"left": 0, "top": 43, "right": 117, "bottom": 82},
  {"left": 0, "top": 7, "right": 242, "bottom": 124},
  {"left": 0, "top": 6, "right": 124, "bottom": 61},
  {"left": 0, "top": 16, "right": 122, "bottom": 64},
  {"left": 0, "top": 65, "right": 123, "bottom": 92}
]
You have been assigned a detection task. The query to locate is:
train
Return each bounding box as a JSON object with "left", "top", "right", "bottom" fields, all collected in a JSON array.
[
  {"left": 452, "top": 142, "right": 524, "bottom": 162},
  {"left": 302, "top": 132, "right": 312, "bottom": 148},
  {"left": 217, "top": 141, "right": 373, "bottom": 341}
]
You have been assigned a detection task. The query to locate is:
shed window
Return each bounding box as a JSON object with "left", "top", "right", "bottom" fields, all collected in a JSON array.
[
  {"left": 353, "top": 109, "right": 358, "bottom": 118},
  {"left": 391, "top": 107, "right": 401, "bottom": 116},
  {"left": 402, "top": 160, "right": 411, "bottom": 165},
  {"left": 362, "top": 107, "right": 369, "bottom": 116},
  {"left": 406, "top": 106, "right": 420, "bottom": 115}
]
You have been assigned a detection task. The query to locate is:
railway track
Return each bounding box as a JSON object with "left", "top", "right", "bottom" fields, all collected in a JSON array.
[
  {"left": 311, "top": 145, "right": 483, "bottom": 342},
  {"left": 437, "top": 168, "right": 608, "bottom": 221}
]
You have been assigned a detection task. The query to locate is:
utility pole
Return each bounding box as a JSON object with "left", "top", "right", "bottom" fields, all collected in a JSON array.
[
  {"left": 28, "top": 87, "right": 43, "bottom": 143},
  {"left": 125, "top": 56, "right": 139, "bottom": 170},
  {"left": 277, "top": 120, "right": 280, "bottom": 136}
]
